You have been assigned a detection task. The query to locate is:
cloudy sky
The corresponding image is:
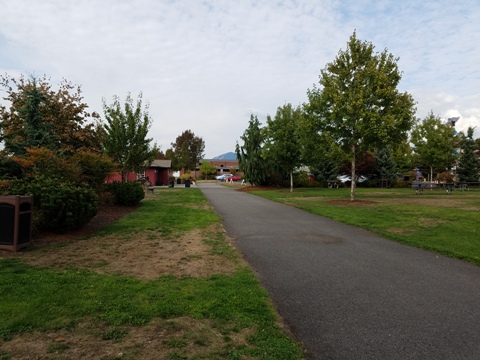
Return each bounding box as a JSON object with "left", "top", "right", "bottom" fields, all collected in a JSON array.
[{"left": 1, "top": 0, "right": 479, "bottom": 158}]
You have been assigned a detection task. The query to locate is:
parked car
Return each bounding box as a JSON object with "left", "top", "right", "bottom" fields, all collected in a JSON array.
[
  {"left": 216, "top": 174, "right": 233, "bottom": 181},
  {"left": 337, "top": 174, "right": 369, "bottom": 183},
  {"left": 337, "top": 175, "right": 351, "bottom": 183},
  {"left": 229, "top": 175, "right": 242, "bottom": 181}
]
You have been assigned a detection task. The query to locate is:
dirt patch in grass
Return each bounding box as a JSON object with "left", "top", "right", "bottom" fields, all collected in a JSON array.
[
  {"left": 0, "top": 204, "right": 253, "bottom": 359},
  {"left": 0, "top": 317, "right": 255, "bottom": 360},
  {"left": 386, "top": 228, "right": 416, "bottom": 235},
  {"left": 327, "top": 199, "right": 378, "bottom": 206},
  {"left": 21, "top": 226, "right": 240, "bottom": 280},
  {"left": 418, "top": 217, "right": 448, "bottom": 228},
  {"left": 371, "top": 196, "right": 480, "bottom": 209},
  {"left": 1, "top": 202, "right": 242, "bottom": 279}
]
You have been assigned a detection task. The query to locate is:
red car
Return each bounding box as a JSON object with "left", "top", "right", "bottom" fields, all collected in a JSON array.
[{"left": 227, "top": 175, "right": 242, "bottom": 182}]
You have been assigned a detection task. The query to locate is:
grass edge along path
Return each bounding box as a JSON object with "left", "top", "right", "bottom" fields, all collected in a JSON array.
[
  {"left": 0, "top": 188, "right": 304, "bottom": 360},
  {"left": 249, "top": 187, "right": 480, "bottom": 267}
]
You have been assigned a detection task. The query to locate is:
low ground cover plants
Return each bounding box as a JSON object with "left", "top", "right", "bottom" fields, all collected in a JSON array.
[
  {"left": 249, "top": 187, "right": 480, "bottom": 267},
  {"left": 0, "top": 188, "right": 303, "bottom": 359}
]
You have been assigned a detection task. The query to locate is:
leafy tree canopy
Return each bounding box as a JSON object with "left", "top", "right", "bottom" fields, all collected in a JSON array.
[
  {"left": 305, "top": 31, "right": 416, "bottom": 200},
  {"left": 411, "top": 111, "right": 457, "bottom": 180},
  {"left": 0, "top": 74, "right": 102, "bottom": 157},
  {"left": 102, "top": 92, "right": 157, "bottom": 181},
  {"left": 199, "top": 160, "right": 217, "bottom": 180},
  {"left": 265, "top": 104, "right": 302, "bottom": 192},
  {"left": 391, "top": 138, "right": 415, "bottom": 173},
  {"left": 169, "top": 130, "right": 205, "bottom": 171}
]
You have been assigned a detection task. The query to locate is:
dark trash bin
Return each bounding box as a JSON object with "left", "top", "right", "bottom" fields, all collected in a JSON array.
[
  {"left": 185, "top": 179, "right": 190, "bottom": 188},
  {"left": 0, "top": 195, "right": 33, "bottom": 252},
  {"left": 177, "top": 178, "right": 181, "bottom": 185},
  {"left": 169, "top": 180, "right": 174, "bottom": 188}
]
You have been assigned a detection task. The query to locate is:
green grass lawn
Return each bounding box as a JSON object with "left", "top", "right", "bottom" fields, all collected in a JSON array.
[
  {"left": 250, "top": 186, "right": 480, "bottom": 266},
  {"left": 0, "top": 188, "right": 304, "bottom": 360}
]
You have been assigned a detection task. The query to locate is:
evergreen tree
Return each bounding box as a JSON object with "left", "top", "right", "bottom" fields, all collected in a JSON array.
[
  {"left": 457, "top": 127, "right": 479, "bottom": 182},
  {"left": 264, "top": 104, "right": 302, "bottom": 192},
  {"left": 376, "top": 147, "right": 397, "bottom": 187},
  {"left": 310, "top": 157, "right": 338, "bottom": 184},
  {"left": 236, "top": 115, "right": 266, "bottom": 186}
]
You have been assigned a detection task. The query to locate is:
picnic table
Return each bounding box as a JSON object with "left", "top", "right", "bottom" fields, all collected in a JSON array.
[
  {"left": 442, "top": 182, "right": 469, "bottom": 194},
  {"left": 412, "top": 181, "right": 473, "bottom": 195},
  {"left": 327, "top": 180, "right": 339, "bottom": 188},
  {"left": 411, "top": 181, "right": 437, "bottom": 195}
]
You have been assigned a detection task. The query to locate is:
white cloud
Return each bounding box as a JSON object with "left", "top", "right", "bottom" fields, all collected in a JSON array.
[{"left": 1, "top": 0, "right": 480, "bottom": 157}]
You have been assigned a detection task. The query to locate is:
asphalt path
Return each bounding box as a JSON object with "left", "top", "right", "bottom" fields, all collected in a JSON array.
[{"left": 197, "top": 182, "right": 480, "bottom": 359}]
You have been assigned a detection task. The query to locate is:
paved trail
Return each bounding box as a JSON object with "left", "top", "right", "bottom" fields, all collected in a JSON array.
[{"left": 198, "top": 182, "right": 480, "bottom": 359}]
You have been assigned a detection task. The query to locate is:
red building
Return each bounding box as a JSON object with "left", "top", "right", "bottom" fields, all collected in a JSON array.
[
  {"left": 107, "top": 159, "right": 172, "bottom": 185},
  {"left": 198, "top": 159, "right": 240, "bottom": 177}
]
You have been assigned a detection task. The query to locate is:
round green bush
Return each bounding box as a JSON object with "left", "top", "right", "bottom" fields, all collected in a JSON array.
[
  {"left": 106, "top": 181, "right": 145, "bottom": 206},
  {"left": 8, "top": 176, "right": 98, "bottom": 233}
]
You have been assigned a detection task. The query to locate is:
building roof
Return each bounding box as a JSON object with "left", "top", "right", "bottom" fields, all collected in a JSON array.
[{"left": 150, "top": 159, "right": 172, "bottom": 168}]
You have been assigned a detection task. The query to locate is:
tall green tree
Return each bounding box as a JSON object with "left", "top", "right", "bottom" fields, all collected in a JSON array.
[
  {"left": 299, "top": 112, "right": 344, "bottom": 183},
  {"left": 392, "top": 138, "right": 415, "bottom": 173},
  {"left": 169, "top": 130, "right": 205, "bottom": 173},
  {"left": 236, "top": 115, "right": 267, "bottom": 186},
  {"left": 310, "top": 157, "right": 339, "bottom": 184},
  {"left": 411, "top": 112, "right": 456, "bottom": 181},
  {"left": 265, "top": 104, "right": 302, "bottom": 192},
  {"left": 305, "top": 32, "right": 416, "bottom": 200},
  {"left": 0, "top": 74, "right": 102, "bottom": 157},
  {"left": 102, "top": 92, "right": 157, "bottom": 182},
  {"left": 199, "top": 160, "right": 217, "bottom": 180},
  {"left": 376, "top": 146, "right": 397, "bottom": 187},
  {"left": 457, "top": 127, "right": 479, "bottom": 182}
]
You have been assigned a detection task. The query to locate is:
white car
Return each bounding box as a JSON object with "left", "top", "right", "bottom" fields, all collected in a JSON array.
[
  {"left": 337, "top": 175, "right": 368, "bottom": 183},
  {"left": 337, "top": 175, "right": 351, "bottom": 183}
]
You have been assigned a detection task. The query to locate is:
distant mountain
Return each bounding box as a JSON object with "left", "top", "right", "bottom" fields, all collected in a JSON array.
[{"left": 212, "top": 152, "right": 236, "bottom": 160}]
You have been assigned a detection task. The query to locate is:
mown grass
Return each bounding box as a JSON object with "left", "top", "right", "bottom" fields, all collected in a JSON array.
[
  {"left": 250, "top": 186, "right": 480, "bottom": 266},
  {"left": 98, "top": 189, "right": 220, "bottom": 237},
  {"left": 0, "top": 188, "right": 303, "bottom": 359}
]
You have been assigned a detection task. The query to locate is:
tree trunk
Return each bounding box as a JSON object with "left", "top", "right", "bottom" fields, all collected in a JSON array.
[
  {"left": 350, "top": 156, "right": 356, "bottom": 201},
  {"left": 430, "top": 166, "right": 433, "bottom": 183},
  {"left": 290, "top": 171, "right": 293, "bottom": 193}
]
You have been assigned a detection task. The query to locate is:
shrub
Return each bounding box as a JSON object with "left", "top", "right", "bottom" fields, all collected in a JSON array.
[
  {"left": 8, "top": 176, "right": 98, "bottom": 233},
  {"left": 71, "top": 151, "right": 117, "bottom": 191},
  {"left": 180, "top": 173, "right": 192, "bottom": 183},
  {"left": 12, "top": 147, "right": 81, "bottom": 182},
  {"left": 0, "top": 180, "right": 11, "bottom": 194},
  {"left": 391, "top": 179, "right": 408, "bottom": 188},
  {"left": 264, "top": 171, "right": 285, "bottom": 187},
  {"left": 437, "top": 171, "right": 453, "bottom": 183},
  {"left": 357, "top": 179, "right": 378, "bottom": 188},
  {"left": 106, "top": 181, "right": 144, "bottom": 206},
  {"left": 0, "top": 157, "right": 23, "bottom": 179},
  {"left": 293, "top": 171, "right": 314, "bottom": 188}
]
